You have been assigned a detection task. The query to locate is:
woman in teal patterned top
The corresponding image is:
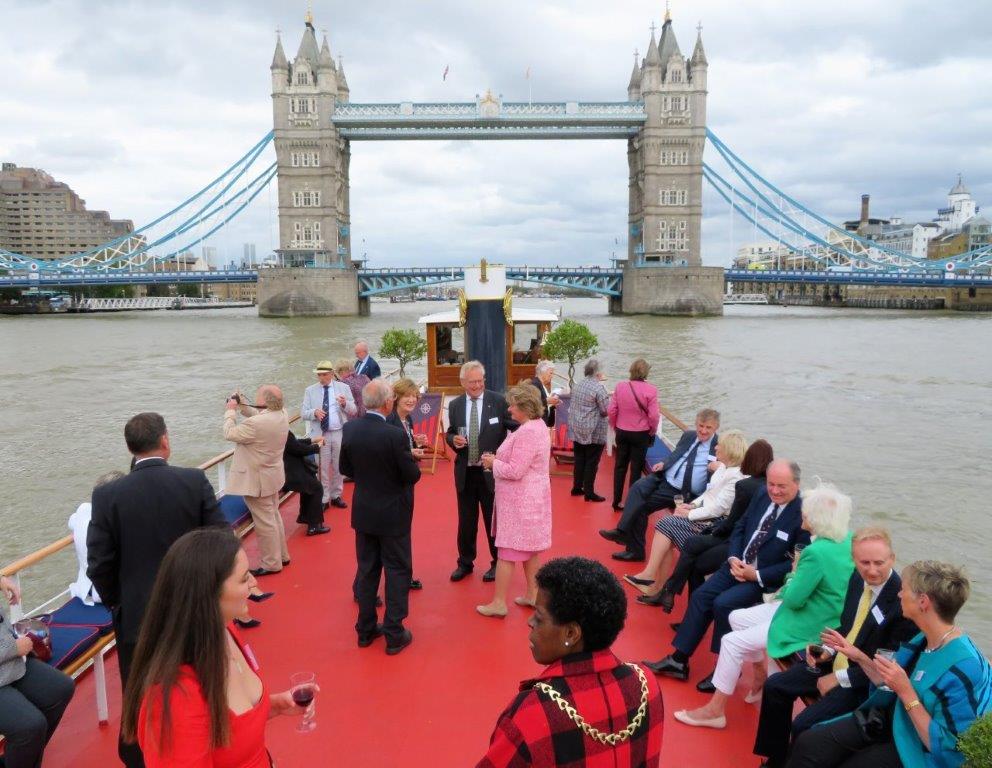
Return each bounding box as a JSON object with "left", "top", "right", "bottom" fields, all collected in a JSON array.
[{"left": 789, "top": 560, "right": 992, "bottom": 767}]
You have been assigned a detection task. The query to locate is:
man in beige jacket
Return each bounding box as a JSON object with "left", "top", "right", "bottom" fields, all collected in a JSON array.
[{"left": 224, "top": 385, "right": 290, "bottom": 575}]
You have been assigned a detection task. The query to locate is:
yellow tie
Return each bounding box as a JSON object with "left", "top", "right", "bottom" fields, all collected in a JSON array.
[{"left": 834, "top": 586, "right": 873, "bottom": 672}]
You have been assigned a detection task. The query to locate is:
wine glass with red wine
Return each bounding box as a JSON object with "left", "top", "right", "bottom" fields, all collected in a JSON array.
[{"left": 290, "top": 672, "right": 317, "bottom": 732}]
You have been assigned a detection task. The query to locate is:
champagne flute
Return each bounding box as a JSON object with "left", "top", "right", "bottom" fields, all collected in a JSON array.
[
  {"left": 874, "top": 649, "right": 897, "bottom": 692},
  {"left": 673, "top": 494, "right": 684, "bottom": 509},
  {"left": 290, "top": 672, "right": 317, "bottom": 732}
]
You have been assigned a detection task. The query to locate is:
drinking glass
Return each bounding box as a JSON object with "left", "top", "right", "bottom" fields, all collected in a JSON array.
[
  {"left": 874, "top": 649, "right": 897, "bottom": 692},
  {"left": 290, "top": 672, "right": 317, "bottom": 732},
  {"left": 806, "top": 643, "right": 825, "bottom": 673},
  {"left": 792, "top": 543, "right": 806, "bottom": 561},
  {"left": 456, "top": 426, "right": 467, "bottom": 442},
  {"left": 673, "top": 494, "right": 684, "bottom": 508}
]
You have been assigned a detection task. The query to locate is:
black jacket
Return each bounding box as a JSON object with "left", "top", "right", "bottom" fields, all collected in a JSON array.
[
  {"left": 385, "top": 410, "right": 415, "bottom": 449},
  {"left": 833, "top": 570, "right": 918, "bottom": 691},
  {"left": 529, "top": 377, "right": 556, "bottom": 427},
  {"left": 711, "top": 475, "right": 766, "bottom": 539},
  {"left": 340, "top": 414, "right": 421, "bottom": 536},
  {"left": 282, "top": 431, "right": 320, "bottom": 492},
  {"left": 445, "top": 390, "right": 516, "bottom": 493},
  {"left": 727, "top": 488, "right": 809, "bottom": 593},
  {"left": 86, "top": 459, "right": 226, "bottom": 643}
]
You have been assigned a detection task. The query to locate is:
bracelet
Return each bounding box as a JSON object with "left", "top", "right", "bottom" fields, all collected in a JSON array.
[{"left": 904, "top": 699, "right": 922, "bottom": 712}]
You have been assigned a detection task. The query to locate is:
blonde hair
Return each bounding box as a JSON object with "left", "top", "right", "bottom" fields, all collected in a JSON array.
[
  {"left": 392, "top": 378, "right": 419, "bottom": 401},
  {"left": 801, "top": 482, "right": 852, "bottom": 543},
  {"left": 903, "top": 561, "right": 970, "bottom": 623},
  {"left": 506, "top": 384, "right": 544, "bottom": 421},
  {"left": 334, "top": 358, "right": 353, "bottom": 375},
  {"left": 852, "top": 526, "right": 893, "bottom": 550},
  {"left": 716, "top": 430, "right": 747, "bottom": 467}
]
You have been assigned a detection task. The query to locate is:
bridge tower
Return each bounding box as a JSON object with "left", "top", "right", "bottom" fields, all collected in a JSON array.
[
  {"left": 258, "top": 11, "right": 364, "bottom": 317},
  {"left": 616, "top": 13, "right": 724, "bottom": 315}
]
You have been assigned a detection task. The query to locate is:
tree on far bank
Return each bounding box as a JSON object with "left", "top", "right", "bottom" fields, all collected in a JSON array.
[
  {"left": 380, "top": 328, "right": 428, "bottom": 378},
  {"left": 541, "top": 319, "right": 599, "bottom": 386}
]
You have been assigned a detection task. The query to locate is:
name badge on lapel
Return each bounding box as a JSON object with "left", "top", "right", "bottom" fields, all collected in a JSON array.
[
  {"left": 775, "top": 529, "right": 789, "bottom": 541},
  {"left": 913, "top": 670, "right": 926, "bottom": 682},
  {"left": 871, "top": 605, "right": 885, "bottom": 625},
  {"left": 488, "top": 417, "right": 499, "bottom": 425}
]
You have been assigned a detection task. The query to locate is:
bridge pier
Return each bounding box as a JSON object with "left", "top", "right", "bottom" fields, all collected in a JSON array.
[
  {"left": 257, "top": 267, "right": 362, "bottom": 317},
  {"left": 612, "top": 264, "right": 724, "bottom": 316}
]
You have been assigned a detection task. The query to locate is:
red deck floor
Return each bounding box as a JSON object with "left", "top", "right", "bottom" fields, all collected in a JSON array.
[{"left": 45, "top": 455, "right": 765, "bottom": 767}]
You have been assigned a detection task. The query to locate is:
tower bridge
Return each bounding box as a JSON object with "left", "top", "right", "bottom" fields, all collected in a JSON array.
[{"left": 3, "top": 10, "right": 990, "bottom": 313}]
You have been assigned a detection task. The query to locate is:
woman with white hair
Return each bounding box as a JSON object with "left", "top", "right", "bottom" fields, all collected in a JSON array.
[
  {"left": 528, "top": 360, "right": 560, "bottom": 427},
  {"left": 674, "top": 482, "right": 855, "bottom": 730}
]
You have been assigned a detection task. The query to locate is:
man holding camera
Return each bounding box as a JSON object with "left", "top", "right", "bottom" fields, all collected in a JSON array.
[
  {"left": 301, "top": 360, "right": 357, "bottom": 509},
  {"left": 224, "top": 385, "right": 290, "bottom": 575}
]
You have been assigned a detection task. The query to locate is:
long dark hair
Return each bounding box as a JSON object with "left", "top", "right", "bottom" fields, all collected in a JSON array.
[{"left": 121, "top": 528, "right": 242, "bottom": 753}]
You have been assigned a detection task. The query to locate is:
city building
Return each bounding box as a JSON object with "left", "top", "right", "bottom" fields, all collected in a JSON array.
[
  {"left": 243, "top": 243, "right": 257, "bottom": 264},
  {"left": 0, "top": 162, "right": 134, "bottom": 260}
]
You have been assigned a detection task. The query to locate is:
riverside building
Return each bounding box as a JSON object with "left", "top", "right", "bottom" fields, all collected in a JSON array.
[{"left": 0, "top": 163, "right": 134, "bottom": 261}]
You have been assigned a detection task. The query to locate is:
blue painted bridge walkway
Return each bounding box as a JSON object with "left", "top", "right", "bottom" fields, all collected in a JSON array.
[{"left": 2, "top": 266, "right": 989, "bottom": 293}]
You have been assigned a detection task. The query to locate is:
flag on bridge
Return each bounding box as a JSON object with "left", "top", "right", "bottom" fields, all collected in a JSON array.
[{"left": 443, "top": 64, "right": 449, "bottom": 81}]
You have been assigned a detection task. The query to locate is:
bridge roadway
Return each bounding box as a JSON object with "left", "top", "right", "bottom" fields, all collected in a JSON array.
[{"left": 1, "top": 267, "right": 990, "bottom": 294}]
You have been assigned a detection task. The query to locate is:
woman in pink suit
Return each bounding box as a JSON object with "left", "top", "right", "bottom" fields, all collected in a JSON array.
[{"left": 478, "top": 385, "right": 552, "bottom": 618}]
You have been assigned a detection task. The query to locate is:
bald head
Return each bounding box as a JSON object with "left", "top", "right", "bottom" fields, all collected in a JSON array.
[
  {"left": 362, "top": 379, "right": 394, "bottom": 414},
  {"left": 766, "top": 459, "right": 801, "bottom": 506},
  {"left": 257, "top": 385, "right": 283, "bottom": 411}
]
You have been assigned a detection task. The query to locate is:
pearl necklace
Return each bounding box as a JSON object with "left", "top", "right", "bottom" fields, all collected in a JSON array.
[{"left": 925, "top": 625, "right": 957, "bottom": 653}]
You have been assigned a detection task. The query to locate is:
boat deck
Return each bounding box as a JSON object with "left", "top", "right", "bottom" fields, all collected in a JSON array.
[{"left": 44, "top": 455, "right": 764, "bottom": 767}]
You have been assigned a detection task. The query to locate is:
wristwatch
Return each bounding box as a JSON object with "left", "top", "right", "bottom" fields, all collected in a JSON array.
[{"left": 904, "top": 699, "right": 922, "bottom": 712}]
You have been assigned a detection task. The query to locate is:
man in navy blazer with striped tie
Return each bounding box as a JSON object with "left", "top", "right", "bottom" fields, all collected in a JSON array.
[{"left": 645, "top": 460, "right": 808, "bottom": 686}]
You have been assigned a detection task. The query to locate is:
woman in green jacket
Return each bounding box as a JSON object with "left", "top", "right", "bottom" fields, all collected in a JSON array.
[{"left": 674, "top": 483, "right": 854, "bottom": 730}]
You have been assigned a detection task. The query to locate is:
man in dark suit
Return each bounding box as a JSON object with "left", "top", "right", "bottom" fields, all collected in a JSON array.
[
  {"left": 281, "top": 431, "right": 329, "bottom": 536},
  {"left": 645, "top": 460, "right": 808, "bottom": 684},
  {"left": 445, "top": 360, "right": 515, "bottom": 583},
  {"left": 87, "top": 412, "right": 225, "bottom": 768},
  {"left": 353, "top": 339, "right": 381, "bottom": 380},
  {"left": 529, "top": 360, "right": 560, "bottom": 427},
  {"left": 340, "top": 379, "right": 421, "bottom": 655},
  {"left": 600, "top": 408, "right": 720, "bottom": 561},
  {"left": 753, "top": 527, "right": 917, "bottom": 768}
]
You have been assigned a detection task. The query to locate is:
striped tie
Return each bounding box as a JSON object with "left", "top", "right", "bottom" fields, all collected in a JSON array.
[{"left": 834, "top": 586, "right": 873, "bottom": 672}]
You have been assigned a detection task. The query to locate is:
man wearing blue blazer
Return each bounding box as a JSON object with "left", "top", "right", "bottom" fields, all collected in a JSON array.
[
  {"left": 753, "top": 527, "right": 917, "bottom": 768},
  {"left": 645, "top": 460, "right": 808, "bottom": 684},
  {"left": 600, "top": 408, "right": 720, "bottom": 561},
  {"left": 354, "top": 339, "right": 381, "bottom": 380}
]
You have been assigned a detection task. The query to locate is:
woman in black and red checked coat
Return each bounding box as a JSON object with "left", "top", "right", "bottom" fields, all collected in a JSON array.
[{"left": 477, "top": 557, "right": 664, "bottom": 768}]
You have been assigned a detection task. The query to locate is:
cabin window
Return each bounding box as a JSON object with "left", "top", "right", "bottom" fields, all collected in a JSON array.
[
  {"left": 434, "top": 324, "right": 464, "bottom": 366},
  {"left": 511, "top": 323, "right": 543, "bottom": 364}
]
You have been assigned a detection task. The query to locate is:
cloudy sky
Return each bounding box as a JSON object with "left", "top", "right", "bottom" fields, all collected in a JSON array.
[{"left": 1, "top": 0, "right": 989, "bottom": 267}]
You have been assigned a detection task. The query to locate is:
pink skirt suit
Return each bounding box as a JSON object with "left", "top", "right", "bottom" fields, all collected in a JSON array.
[{"left": 491, "top": 419, "right": 552, "bottom": 560}]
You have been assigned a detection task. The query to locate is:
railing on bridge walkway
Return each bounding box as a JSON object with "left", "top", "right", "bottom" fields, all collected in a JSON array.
[
  {"left": 0, "top": 269, "right": 259, "bottom": 289},
  {"left": 724, "top": 268, "right": 992, "bottom": 288},
  {"left": 356, "top": 265, "right": 624, "bottom": 297}
]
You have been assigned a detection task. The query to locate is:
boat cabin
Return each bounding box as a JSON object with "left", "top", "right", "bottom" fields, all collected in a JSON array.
[{"left": 419, "top": 307, "right": 558, "bottom": 394}]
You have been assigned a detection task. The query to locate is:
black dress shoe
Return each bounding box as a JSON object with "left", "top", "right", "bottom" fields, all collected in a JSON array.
[
  {"left": 570, "top": 488, "right": 584, "bottom": 496},
  {"left": 249, "top": 567, "right": 278, "bottom": 577},
  {"left": 599, "top": 528, "right": 626, "bottom": 544},
  {"left": 670, "top": 622, "right": 681, "bottom": 631},
  {"left": 612, "top": 503, "right": 624, "bottom": 512},
  {"left": 624, "top": 574, "right": 655, "bottom": 587},
  {"left": 357, "top": 623, "right": 384, "bottom": 648},
  {"left": 611, "top": 550, "right": 645, "bottom": 562},
  {"left": 450, "top": 566, "right": 473, "bottom": 582},
  {"left": 482, "top": 566, "right": 497, "bottom": 583},
  {"left": 306, "top": 524, "right": 331, "bottom": 536},
  {"left": 247, "top": 591, "right": 275, "bottom": 603},
  {"left": 585, "top": 493, "right": 606, "bottom": 502},
  {"left": 696, "top": 671, "right": 716, "bottom": 693},
  {"left": 409, "top": 579, "right": 423, "bottom": 590},
  {"left": 329, "top": 497, "right": 348, "bottom": 509},
  {"left": 643, "top": 654, "right": 689, "bottom": 680},
  {"left": 282, "top": 559, "right": 291, "bottom": 566},
  {"left": 636, "top": 589, "right": 675, "bottom": 611},
  {"left": 234, "top": 617, "right": 261, "bottom": 629},
  {"left": 385, "top": 629, "right": 413, "bottom": 655}
]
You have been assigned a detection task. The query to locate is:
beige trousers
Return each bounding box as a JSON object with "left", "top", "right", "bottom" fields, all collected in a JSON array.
[{"left": 244, "top": 492, "right": 289, "bottom": 571}]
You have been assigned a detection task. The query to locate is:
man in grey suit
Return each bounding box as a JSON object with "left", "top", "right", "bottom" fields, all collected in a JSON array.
[{"left": 445, "top": 361, "right": 515, "bottom": 583}]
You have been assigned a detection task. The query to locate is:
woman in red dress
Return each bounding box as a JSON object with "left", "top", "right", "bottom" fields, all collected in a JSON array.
[{"left": 121, "top": 528, "right": 315, "bottom": 767}]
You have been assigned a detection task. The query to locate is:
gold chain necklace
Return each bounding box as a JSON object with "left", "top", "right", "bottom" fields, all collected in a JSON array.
[{"left": 533, "top": 663, "right": 650, "bottom": 747}]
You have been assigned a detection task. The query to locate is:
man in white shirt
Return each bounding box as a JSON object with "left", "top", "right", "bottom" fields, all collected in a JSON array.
[{"left": 301, "top": 360, "right": 358, "bottom": 509}]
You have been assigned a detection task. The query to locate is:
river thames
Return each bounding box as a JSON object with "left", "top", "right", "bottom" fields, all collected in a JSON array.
[{"left": 1, "top": 300, "right": 990, "bottom": 650}]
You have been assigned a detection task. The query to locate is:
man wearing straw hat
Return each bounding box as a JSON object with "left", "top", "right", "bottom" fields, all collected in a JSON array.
[{"left": 302, "top": 360, "right": 357, "bottom": 509}]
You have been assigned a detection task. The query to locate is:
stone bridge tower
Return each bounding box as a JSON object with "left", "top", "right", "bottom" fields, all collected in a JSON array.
[
  {"left": 258, "top": 11, "right": 363, "bottom": 316},
  {"left": 617, "top": 12, "right": 723, "bottom": 315}
]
